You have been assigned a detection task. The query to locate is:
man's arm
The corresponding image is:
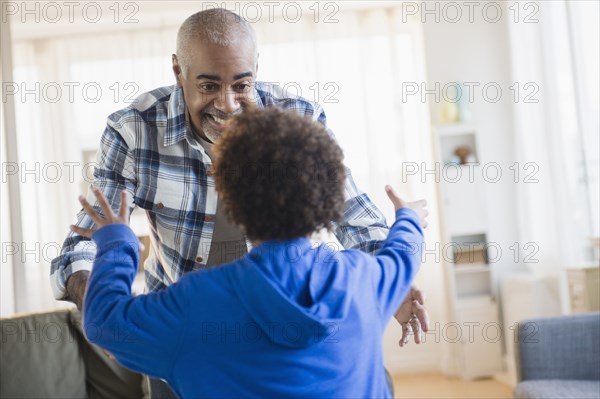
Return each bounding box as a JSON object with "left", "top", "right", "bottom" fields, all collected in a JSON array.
[
  {"left": 330, "top": 168, "right": 390, "bottom": 254},
  {"left": 50, "top": 123, "right": 137, "bottom": 307},
  {"left": 65, "top": 270, "right": 89, "bottom": 311}
]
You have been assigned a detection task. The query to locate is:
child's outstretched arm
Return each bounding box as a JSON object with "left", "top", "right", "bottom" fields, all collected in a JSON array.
[
  {"left": 372, "top": 186, "right": 427, "bottom": 328},
  {"left": 71, "top": 187, "right": 188, "bottom": 380}
]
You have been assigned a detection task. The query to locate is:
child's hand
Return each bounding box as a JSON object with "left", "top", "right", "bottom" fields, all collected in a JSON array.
[
  {"left": 70, "top": 186, "right": 130, "bottom": 238},
  {"left": 385, "top": 185, "right": 428, "bottom": 229}
]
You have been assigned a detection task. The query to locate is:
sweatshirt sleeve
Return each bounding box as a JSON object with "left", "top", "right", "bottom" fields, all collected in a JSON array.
[
  {"left": 373, "top": 208, "right": 424, "bottom": 322},
  {"left": 83, "top": 224, "right": 187, "bottom": 379}
]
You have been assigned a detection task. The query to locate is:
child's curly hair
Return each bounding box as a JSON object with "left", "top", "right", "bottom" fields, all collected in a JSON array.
[{"left": 213, "top": 107, "right": 346, "bottom": 242}]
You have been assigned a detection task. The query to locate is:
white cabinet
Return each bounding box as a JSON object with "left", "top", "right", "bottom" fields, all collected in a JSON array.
[
  {"left": 441, "top": 166, "right": 487, "bottom": 236},
  {"left": 567, "top": 265, "right": 600, "bottom": 313},
  {"left": 434, "top": 124, "right": 504, "bottom": 379},
  {"left": 456, "top": 297, "right": 504, "bottom": 380}
]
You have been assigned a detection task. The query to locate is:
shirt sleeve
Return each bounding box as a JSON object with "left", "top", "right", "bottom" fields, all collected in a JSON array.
[
  {"left": 331, "top": 168, "right": 390, "bottom": 254},
  {"left": 372, "top": 208, "right": 424, "bottom": 322},
  {"left": 83, "top": 224, "right": 186, "bottom": 379},
  {"left": 50, "top": 122, "right": 137, "bottom": 300}
]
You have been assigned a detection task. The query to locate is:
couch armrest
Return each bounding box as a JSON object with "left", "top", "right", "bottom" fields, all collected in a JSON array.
[
  {"left": 0, "top": 309, "right": 145, "bottom": 398},
  {"left": 515, "top": 312, "right": 600, "bottom": 382}
]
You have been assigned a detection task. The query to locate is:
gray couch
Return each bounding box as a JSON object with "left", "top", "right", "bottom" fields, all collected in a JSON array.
[
  {"left": 514, "top": 312, "right": 600, "bottom": 399},
  {"left": 0, "top": 309, "right": 146, "bottom": 398}
]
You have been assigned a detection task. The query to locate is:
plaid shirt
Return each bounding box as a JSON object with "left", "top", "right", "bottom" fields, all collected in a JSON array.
[{"left": 50, "top": 83, "right": 389, "bottom": 299}]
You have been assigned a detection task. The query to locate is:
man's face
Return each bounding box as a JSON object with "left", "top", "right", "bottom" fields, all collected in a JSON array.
[{"left": 173, "top": 39, "right": 258, "bottom": 143}]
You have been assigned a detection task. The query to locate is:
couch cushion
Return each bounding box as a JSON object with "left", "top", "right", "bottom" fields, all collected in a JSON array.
[
  {"left": 516, "top": 313, "right": 600, "bottom": 381},
  {"left": 0, "top": 310, "right": 87, "bottom": 398},
  {"left": 69, "top": 310, "right": 144, "bottom": 398},
  {"left": 514, "top": 380, "right": 600, "bottom": 399}
]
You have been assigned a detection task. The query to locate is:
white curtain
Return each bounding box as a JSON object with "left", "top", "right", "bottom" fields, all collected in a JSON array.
[
  {"left": 8, "top": 26, "right": 177, "bottom": 313},
  {"left": 508, "top": 0, "right": 599, "bottom": 273},
  {"left": 257, "top": 7, "right": 435, "bottom": 224}
]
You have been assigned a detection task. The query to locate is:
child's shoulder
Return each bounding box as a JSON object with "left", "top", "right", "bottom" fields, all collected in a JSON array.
[{"left": 312, "top": 243, "right": 376, "bottom": 272}]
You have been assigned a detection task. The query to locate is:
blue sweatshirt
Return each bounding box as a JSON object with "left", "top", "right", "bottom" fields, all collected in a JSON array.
[{"left": 83, "top": 208, "right": 423, "bottom": 398}]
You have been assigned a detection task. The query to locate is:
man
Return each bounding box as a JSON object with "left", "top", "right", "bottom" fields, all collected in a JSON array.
[{"left": 51, "top": 8, "right": 428, "bottom": 397}]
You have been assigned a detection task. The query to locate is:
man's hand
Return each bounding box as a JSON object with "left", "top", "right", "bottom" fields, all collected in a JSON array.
[
  {"left": 394, "top": 286, "right": 429, "bottom": 346},
  {"left": 66, "top": 270, "right": 89, "bottom": 311},
  {"left": 385, "top": 185, "right": 429, "bottom": 346}
]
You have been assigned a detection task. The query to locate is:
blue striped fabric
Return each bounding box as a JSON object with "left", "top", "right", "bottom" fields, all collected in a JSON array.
[{"left": 50, "top": 83, "right": 389, "bottom": 299}]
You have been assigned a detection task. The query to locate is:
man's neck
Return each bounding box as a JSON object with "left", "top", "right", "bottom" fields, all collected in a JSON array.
[{"left": 185, "top": 108, "right": 213, "bottom": 144}]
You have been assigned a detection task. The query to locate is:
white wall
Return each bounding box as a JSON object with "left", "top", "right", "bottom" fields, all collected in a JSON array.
[{"left": 422, "top": 3, "right": 521, "bottom": 296}]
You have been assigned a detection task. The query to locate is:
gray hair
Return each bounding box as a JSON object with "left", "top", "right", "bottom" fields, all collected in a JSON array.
[{"left": 176, "top": 8, "right": 257, "bottom": 76}]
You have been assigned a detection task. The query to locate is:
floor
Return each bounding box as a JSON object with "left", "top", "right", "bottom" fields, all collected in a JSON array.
[{"left": 392, "top": 373, "right": 513, "bottom": 399}]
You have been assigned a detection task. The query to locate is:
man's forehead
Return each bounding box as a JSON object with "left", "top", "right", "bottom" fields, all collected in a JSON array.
[
  {"left": 186, "top": 42, "right": 256, "bottom": 68},
  {"left": 186, "top": 36, "right": 256, "bottom": 56}
]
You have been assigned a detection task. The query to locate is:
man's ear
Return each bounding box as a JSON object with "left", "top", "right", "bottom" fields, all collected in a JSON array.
[{"left": 172, "top": 54, "right": 183, "bottom": 86}]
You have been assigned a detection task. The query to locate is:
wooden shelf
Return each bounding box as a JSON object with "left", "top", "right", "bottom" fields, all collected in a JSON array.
[
  {"left": 456, "top": 294, "right": 495, "bottom": 308},
  {"left": 454, "top": 263, "right": 489, "bottom": 274}
]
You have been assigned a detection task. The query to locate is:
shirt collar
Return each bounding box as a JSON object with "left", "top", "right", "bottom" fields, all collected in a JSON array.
[
  {"left": 254, "top": 82, "right": 266, "bottom": 109},
  {"left": 165, "top": 85, "right": 187, "bottom": 147}
]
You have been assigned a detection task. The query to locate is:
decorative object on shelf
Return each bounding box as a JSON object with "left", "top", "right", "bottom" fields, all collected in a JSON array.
[
  {"left": 453, "top": 146, "right": 471, "bottom": 165},
  {"left": 457, "top": 81, "right": 472, "bottom": 123},
  {"left": 441, "top": 100, "right": 460, "bottom": 123},
  {"left": 446, "top": 155, "right": 462, "bottom": 165},
  {"left": 465, "top": 154, "right": 477, "bottom": 163},
  {"left": 453, "top": 243, "right": 487, "bottom": 266}
]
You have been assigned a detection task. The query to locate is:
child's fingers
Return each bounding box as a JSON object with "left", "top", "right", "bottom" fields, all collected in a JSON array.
[
  {"left": 385, "top": 185, "right": 404, "bottom": 210},
  {"left": 92, "top": 186, "right": 114, "bottom": 220},
  {"left": 78, "top": 195, "right": 104, "bottom": 226}
]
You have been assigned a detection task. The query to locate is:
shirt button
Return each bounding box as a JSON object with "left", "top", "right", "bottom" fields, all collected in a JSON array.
[
  {"left": 156, "top": 202, "right": 164, "bottom": 210},
  {"left": 205, "top": 215, "right": 215, "bottom": 222},
  {"left": 196, "top": 256, "right": 203, "bottom": 263}
]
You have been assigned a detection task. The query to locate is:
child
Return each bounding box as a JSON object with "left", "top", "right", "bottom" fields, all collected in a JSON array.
[{"left": 76, "top": 107, "right": 427, "bottom": 398}]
